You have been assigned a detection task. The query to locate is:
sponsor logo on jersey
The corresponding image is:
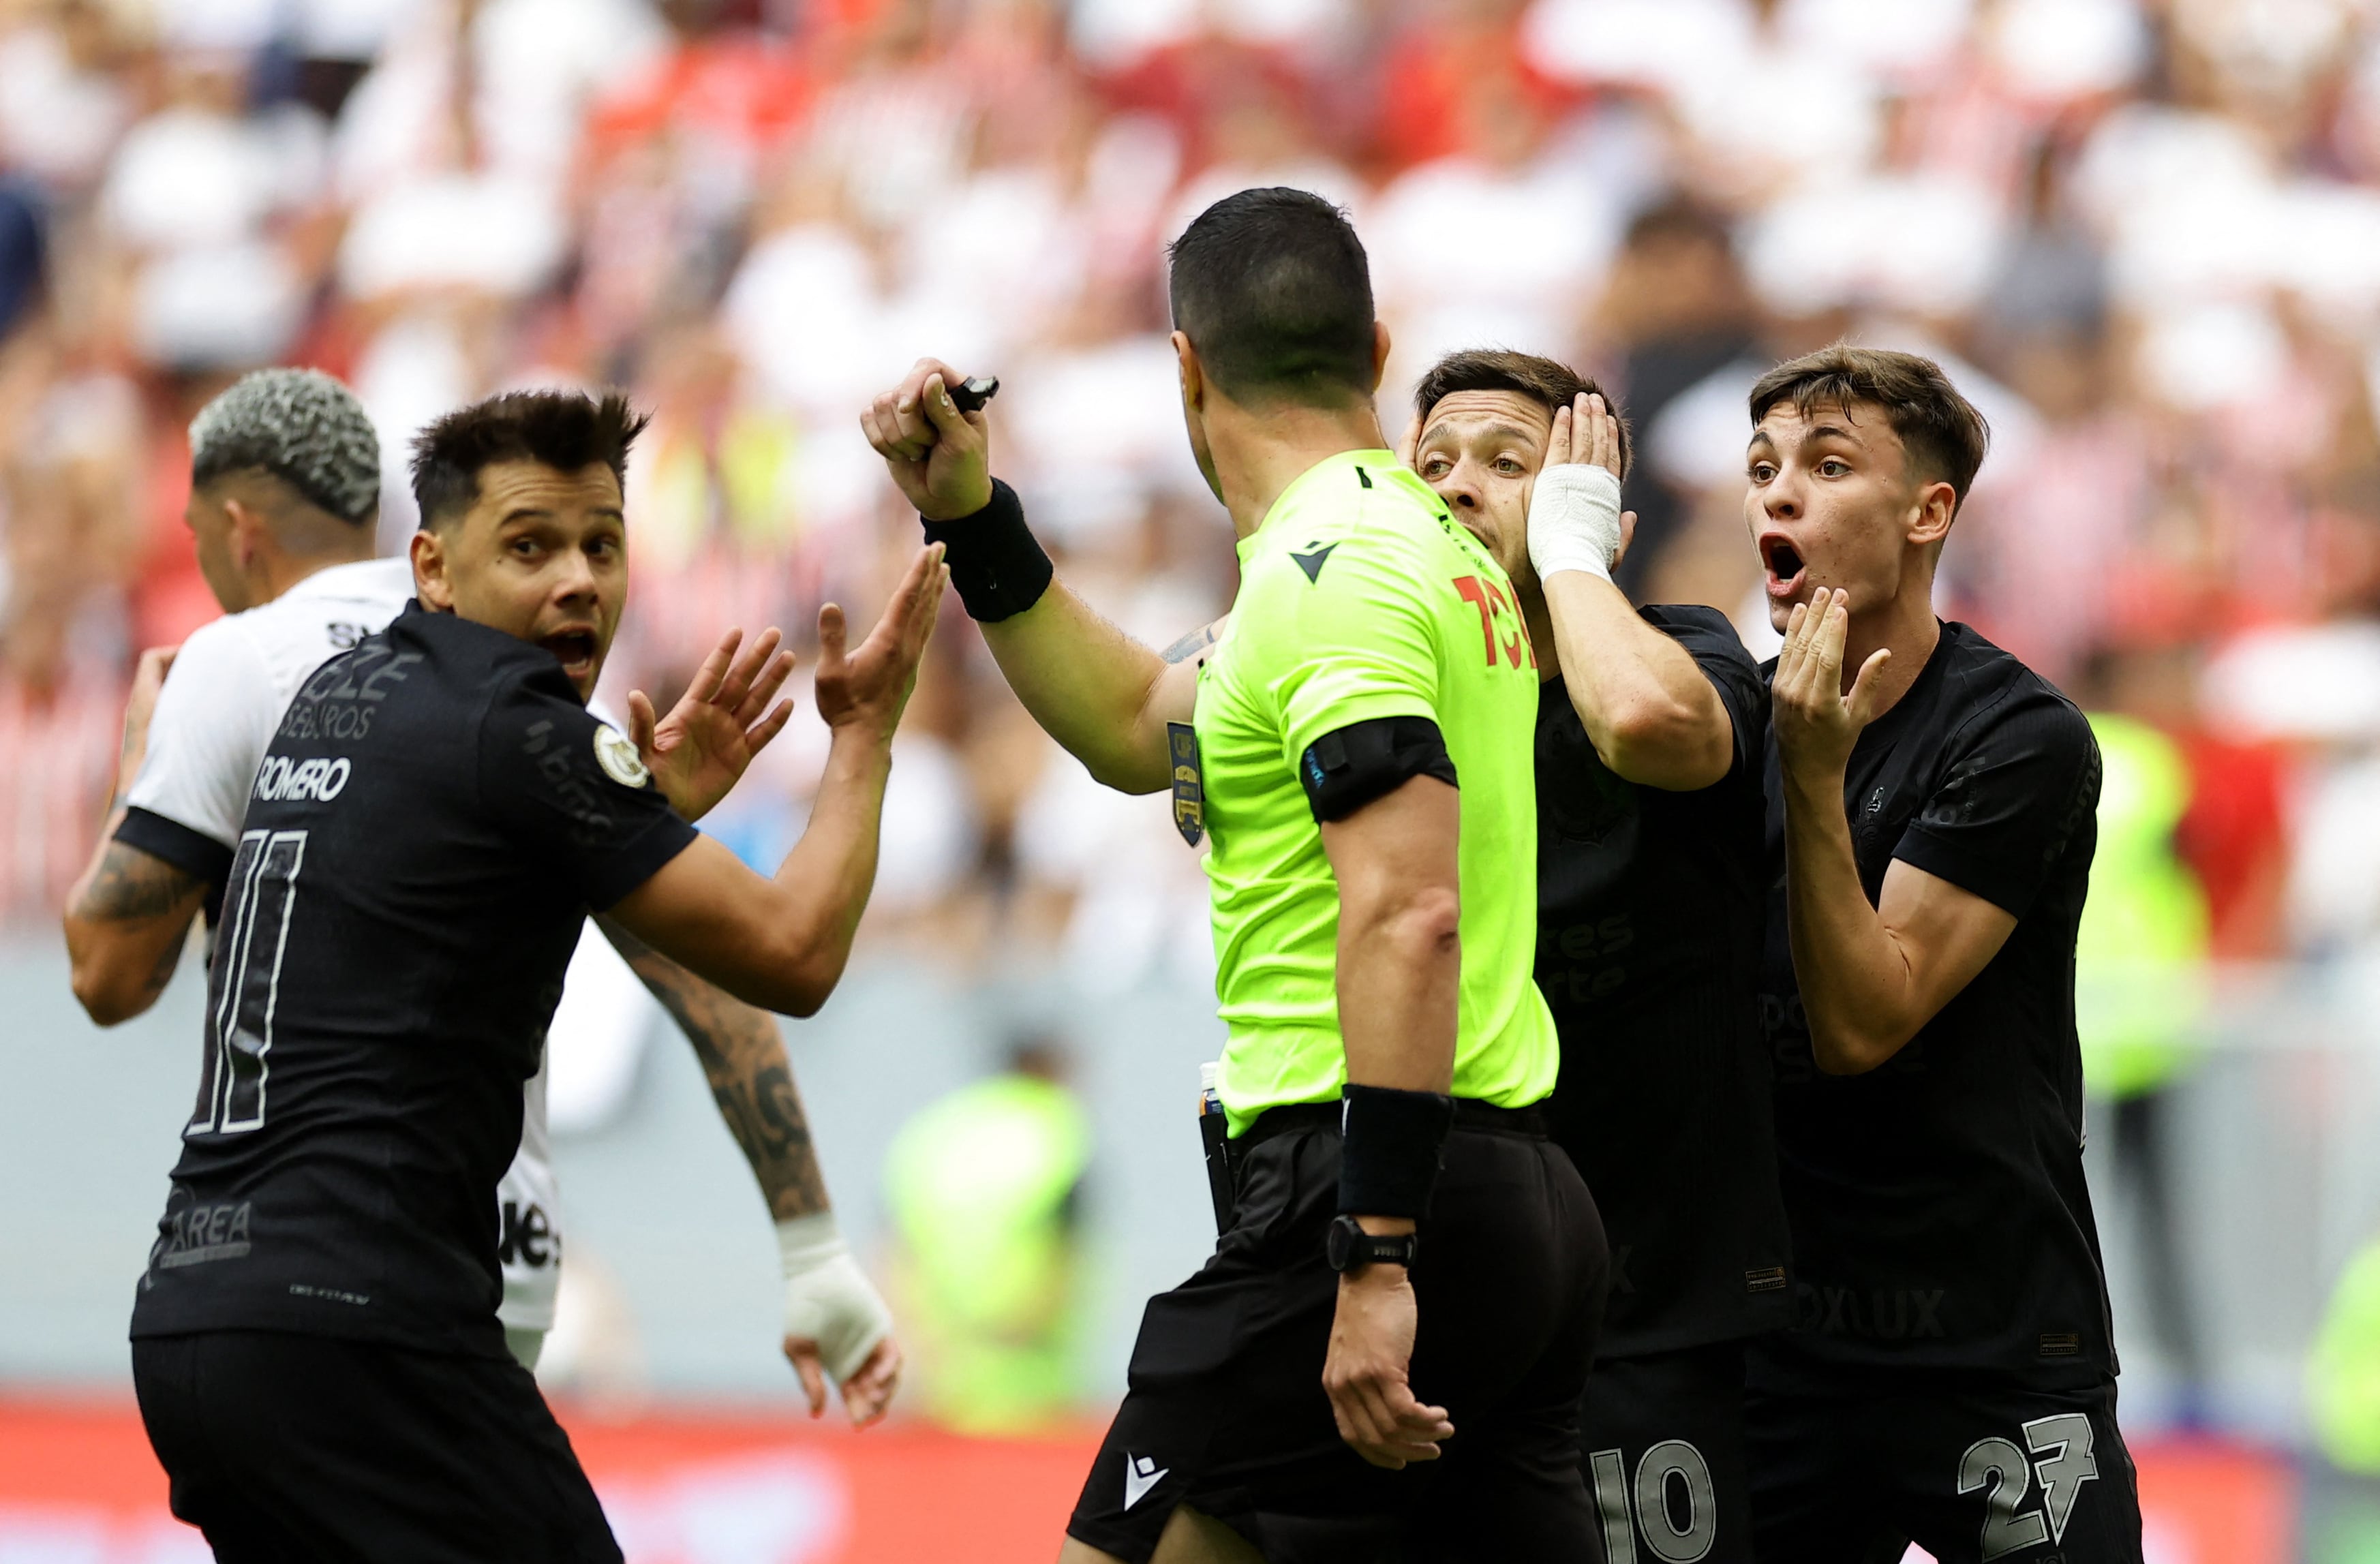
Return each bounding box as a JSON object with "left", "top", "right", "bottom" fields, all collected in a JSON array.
[
  {"left": 252, "top": 754, "right": 352, "bottom": 803},
  {"left": 593, "top": 724, "right": 652, "bottom": 788},
  {"left": 1795, "top": 1280, "right": 1949, "bottom": 1339},
  {"left": 153, "top": 1199, "right": 253, "bottom": 1268},
  {"left": 498, "top": 1199, "right": 558, "bottom": 1268}
]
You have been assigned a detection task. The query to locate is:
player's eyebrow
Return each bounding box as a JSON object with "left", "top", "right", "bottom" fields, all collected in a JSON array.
[
  {"left": 1797, "top": 423, "right": 1865, "bottom": 454},
  {"left": 1420, "top": 418, "right": 1542, "bottom": 448},
  {"left": 498, "top": 505, "right": 626, "bottom": 524}
]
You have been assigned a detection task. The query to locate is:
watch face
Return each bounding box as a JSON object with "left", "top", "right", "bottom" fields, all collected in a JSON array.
[{"left": 1326, "top": 1214, "right": 1358, "bottom": 1272}]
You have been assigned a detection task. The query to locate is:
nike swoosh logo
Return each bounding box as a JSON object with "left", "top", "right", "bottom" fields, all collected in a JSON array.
[
  {"left": 1292, "top": 543, "right": 1338, "bottom": 583},
  {"left": 1123, "top": 1452, "right": 1168, "bottom": 1511}
]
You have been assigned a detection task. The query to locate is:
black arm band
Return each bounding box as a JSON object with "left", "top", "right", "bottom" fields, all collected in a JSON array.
[
  {"left": 919, "top": 478, "right": 1054, "bottom": 623},
  {"left": 1338, "top": 1084, "right": 1455, "bottom": 1217},
  {"left": 1300, "top": 716, "right": 1457, "bottom": 824}
]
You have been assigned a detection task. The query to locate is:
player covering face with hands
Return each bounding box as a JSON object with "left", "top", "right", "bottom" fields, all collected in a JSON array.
[
  {"left": 128, "top": 388, "right": 943, "bottom": 1564},
  {"left": 1404, "top": 350, "right": 1790, "bottom": 1564}
]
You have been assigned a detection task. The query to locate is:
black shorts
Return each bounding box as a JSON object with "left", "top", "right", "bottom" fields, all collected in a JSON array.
[
  {"left": 1581, "top": 1340, "right": 1754, "bottom": 1564},
  {"left": 1746, "top": 1374, "right": 2143, "bottom": 1564},
  {"left": 132, "top": 1330, "right": 620, "bottom": 1564},
  {"left": 1067, "top": 1103, "right": 1608, "bottom": 1564}
]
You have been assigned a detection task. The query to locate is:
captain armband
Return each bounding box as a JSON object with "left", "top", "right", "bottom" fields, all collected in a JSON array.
[
  {"left": 919, "top": 478, "right": 1054, "bottom": 623},
  {"left": 1338, "top": 1084, "right": 1456, "bottom": 1218},
  {"left": 1298, "top": 716, "right": 1457, "bottom": 824}
]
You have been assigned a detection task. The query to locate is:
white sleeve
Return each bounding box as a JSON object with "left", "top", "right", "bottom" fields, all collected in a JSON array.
[{"left": 123, "top": 622, "right": 278, "bottom": 851}]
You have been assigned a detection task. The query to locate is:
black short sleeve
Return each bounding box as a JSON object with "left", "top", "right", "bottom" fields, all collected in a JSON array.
[
  {"left": 1641, "top": 604, "right": 1766, "bottom": 780},
  {"left": 476, "top": 669, "right": 699, "bottom": 911},
  {"left": 116, "top": 806, "right": 237, "bottom": 886},
  {"left": 1891, "top": 690, "right": 2101, "bottom": 918}
]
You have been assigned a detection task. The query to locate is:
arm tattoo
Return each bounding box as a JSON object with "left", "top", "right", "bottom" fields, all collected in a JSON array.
[
  {"left": 597, "top": 917, "right": 832, "bottom": 1220},
  {"left": 74, "top": 842, "right": 204, "bottom": 923},
  {"left": 1159, "top": 617, "right": 1226, "bottom": 665}
]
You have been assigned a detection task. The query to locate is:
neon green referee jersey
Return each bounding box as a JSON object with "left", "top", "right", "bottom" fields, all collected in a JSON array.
[{"left": 1196, "top": 448, "right": 1557, "bottom": 1135}]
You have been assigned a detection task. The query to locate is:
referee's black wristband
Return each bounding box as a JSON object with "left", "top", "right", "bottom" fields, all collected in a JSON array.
[
  {"left": 1337, "top": 1084, "right": 1455, "bottom": 1218},
  {"left": 920, "top": 478, "right": 1053, "bottom": 624}
]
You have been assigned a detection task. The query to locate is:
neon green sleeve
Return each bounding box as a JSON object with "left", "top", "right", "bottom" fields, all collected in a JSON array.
[{"left": 1253, "top": 530, "right": 1444, "bottom": 766}]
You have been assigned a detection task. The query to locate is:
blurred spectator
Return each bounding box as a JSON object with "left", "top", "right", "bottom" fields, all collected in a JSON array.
[
  {"left": 2306, "top": 1233, "right": 2380, "bottom": 1560},
  {"left": 2075, "top": 662, "right": 2215, "bottom": 1412},
  {"left": 884, "top": 1039, "right": 1089, "bottom": 1435},
  {"left": 1593, "top": 196, "right": 1756, "bottom": 593},
  {"left": 6, "top": 0, "right": 2380, "bottom": 1007}
]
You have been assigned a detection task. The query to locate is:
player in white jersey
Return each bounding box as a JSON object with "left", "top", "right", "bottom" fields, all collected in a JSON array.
[{"left": 65, "top": 368, "right": 900, "bottom": 1419}]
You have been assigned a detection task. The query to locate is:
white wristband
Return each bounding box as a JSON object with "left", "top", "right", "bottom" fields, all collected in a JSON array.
[
  {"left": 776, "top": 1212, "right": 895, "bottom": 1385},
  {"left": 1528, "top": 463, "right": 1623, "bottom": 584}
]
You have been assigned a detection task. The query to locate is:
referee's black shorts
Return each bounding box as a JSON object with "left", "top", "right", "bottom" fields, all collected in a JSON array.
[
  {"left": 133, "top": 1329, "right": 620, "bottom": 1563},
  {"left": 1067, "top": 1100, "right": 1609, "bottom": 1563}
]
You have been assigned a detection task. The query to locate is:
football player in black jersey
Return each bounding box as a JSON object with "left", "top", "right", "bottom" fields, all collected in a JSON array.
[
  {"left": 1747, "top": 346, "right": 2141, "bottom": 1563},
  {"left": 128, "top": 389, "right": 946, "bottom": 1563},
  {"left": 1402, "top": 348, "right": 1792, "bottom": 1564}
]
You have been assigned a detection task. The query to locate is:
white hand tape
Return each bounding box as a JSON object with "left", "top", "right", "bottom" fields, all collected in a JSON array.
[
  {"left": 776, "top": 1213, "right": 895, "bottom": 1384},
  {"left": 1529, "top": 463, "right": 1623, "bottom": 584}
]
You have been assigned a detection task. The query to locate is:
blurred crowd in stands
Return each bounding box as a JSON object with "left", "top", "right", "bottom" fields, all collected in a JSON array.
[{"left": 5, "top": 0, "right": 2380, "bottom": 992}]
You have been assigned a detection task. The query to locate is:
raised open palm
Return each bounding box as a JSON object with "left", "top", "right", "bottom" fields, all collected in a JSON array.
[
  {"left": 814, "top": 543, "right": 948, "bottom": 738},
  {"left": 629, "top": 627, "right": 797, "bottom": 823}
]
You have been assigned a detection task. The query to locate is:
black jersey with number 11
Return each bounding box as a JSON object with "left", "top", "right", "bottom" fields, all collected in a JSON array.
[{"left": 129, "top": 604, "right": 697, "bottom": 1358}]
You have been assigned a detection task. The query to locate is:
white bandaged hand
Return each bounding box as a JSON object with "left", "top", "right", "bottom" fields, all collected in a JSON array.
[
  {"left": 1528, "top": 463, "right": 1624, "bottom": 584},
  {"left": 777, "top": 1213, "right": 895, "bottom": 1384}
]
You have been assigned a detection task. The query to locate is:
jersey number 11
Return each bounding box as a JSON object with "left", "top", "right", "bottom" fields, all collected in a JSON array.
[{"left": 187, "top": 829, "right": 308, "bottom": 1137}]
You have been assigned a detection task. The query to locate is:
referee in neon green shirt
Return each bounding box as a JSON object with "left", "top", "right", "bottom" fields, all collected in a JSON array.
[{"left": 864, "top": 189, "right": 1608, "bottom": 1563}]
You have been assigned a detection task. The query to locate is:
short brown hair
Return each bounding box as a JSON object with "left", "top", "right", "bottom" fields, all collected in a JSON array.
[
  {"left": 1413, "top": 348, "right": 1631, "bottom": 478},
  {"left": 1748, "top": 346, "right": 1988, "bottom": 510},
  {"left": 410, "top": 389, "right": 651, "bottom": 531}
]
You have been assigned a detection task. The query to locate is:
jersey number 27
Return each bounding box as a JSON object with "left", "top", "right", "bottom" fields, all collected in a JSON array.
[{"left": 187, "top": 829, "right": 307, "bottom": 1137}]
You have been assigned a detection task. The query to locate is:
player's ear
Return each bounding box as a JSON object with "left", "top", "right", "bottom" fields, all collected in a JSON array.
[
  {"left": 1909, "top": 480, "right": 1957, "bottom": 549},
  {"left": 1369, "top": 320, "right": 1392, "bottom": 394},
  {"left": 408, "top": 527, "right": 453, "bottom": 611},
  {"left": 1171, "top": 330, "right": 1204, "bottom": 416},
  {"left": 222, "top": 497, "right": 266, "bottom": 570}
]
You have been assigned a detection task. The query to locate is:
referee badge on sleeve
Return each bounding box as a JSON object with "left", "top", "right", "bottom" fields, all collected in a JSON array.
[
  {"left": 592, "top": 724, "right": 652, "bottom": 789},
  {"left": 1168, "top": 722, "right": 1205, "bottom": 846}
]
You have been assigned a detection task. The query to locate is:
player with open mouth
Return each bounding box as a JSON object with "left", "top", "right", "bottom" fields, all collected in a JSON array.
[{"left": 1748, "top": 346, "right": 2143, "bottom": 1564}]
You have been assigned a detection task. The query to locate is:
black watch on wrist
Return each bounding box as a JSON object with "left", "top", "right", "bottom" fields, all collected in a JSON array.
[{"left": 1326, "top": 1213, "right": 1417, "bottom": 1274}]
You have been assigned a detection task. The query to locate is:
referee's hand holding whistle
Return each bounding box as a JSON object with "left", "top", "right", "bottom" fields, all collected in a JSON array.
[
  {"left": 1324, "top": 1216, "right": 1455, "bottom": 1468},
  {"left": 862, "top": 357, "right": 992, "bottom": 521}
]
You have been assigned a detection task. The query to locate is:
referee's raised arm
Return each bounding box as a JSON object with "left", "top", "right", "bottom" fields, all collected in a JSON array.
[
  {"left": 862, "top": 358, "right": 1195, "bottom": 796},
  {"left": 875, "top": 189, "right": 1605, "bottom": 1564}
]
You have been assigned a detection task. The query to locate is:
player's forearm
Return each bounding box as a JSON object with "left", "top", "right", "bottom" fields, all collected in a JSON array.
[
  {"left": 599, "top": 917, "right": 831, "bottom": 1220},
  {"left": 1542, "top": 575, "right": 1731, "bottom": 791},
  {"left": 63, "top": 832, "right": 203, "bottom": 1026},
  {"left": 1780, "top": 763, "right": 1922, "bottom": 1073},
  {"left": 980, "top": 584, "right": 1174, "bottom": 794},
  {"left": 1334, "top": 892, "right": 1461, "bottom": 1097},
  {"left": 746, "top": 722, "right": 900, "bottom": 1013}
]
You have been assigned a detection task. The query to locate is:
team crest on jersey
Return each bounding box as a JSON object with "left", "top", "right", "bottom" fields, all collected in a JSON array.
[
  {"left": 1167, "top": 722, "right": 1205, "bottom": 846},
  {"left": 593, "top": 724, "right": 651, "bottom": 788}
]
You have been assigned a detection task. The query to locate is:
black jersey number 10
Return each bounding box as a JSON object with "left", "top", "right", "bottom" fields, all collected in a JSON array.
[{"left": 187, "top": 829, "right": 308, "bottom": 1137}]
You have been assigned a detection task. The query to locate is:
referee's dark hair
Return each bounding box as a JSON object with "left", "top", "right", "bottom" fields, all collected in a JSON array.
[
  {"left": 1414, "top": 349, "right": 1633, "bottom": 479},
  {"left": 1749, "top": 345, "right": 1989, "bottom": 515},
  {"left": 1168, "top": 187, "right": 1377, "bottom": 408},
  {"left": 411, "top": 390, "right": 652, "bottom": 531}
]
